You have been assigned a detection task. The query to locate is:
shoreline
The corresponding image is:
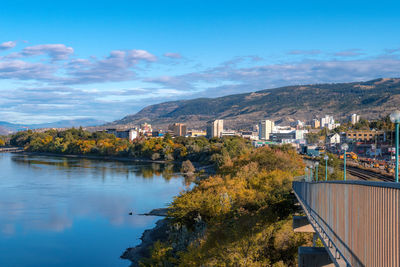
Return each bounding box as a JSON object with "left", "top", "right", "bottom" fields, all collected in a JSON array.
[
  {"left": 16, "top": 151, "right": 216, "bottom": 175},
  {"left": 17, "top": 151, "right": 172, "bottom": 164},
  {"left": 121, "top": 216, "right": 171, "bottom": 267}
]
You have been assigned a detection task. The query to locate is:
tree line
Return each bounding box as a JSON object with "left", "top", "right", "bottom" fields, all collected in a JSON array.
[{"left": 9, "top": 128, "right": 252, "bottom": 165}]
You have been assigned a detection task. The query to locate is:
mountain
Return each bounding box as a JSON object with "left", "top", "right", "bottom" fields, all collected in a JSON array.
[
  {"left": 0, "top": 118, "right": 106, "bottom": 135},
  {"left": 112, "top": 78, "right": 400, "bottom": 130}
]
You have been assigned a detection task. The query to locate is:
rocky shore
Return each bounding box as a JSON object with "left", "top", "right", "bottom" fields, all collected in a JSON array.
[
  {"left": 121, "top": 218, "right": 171, "bottom": 267},
  {"left": 121, "top": 209, "right": 206, "bottom": 266}
]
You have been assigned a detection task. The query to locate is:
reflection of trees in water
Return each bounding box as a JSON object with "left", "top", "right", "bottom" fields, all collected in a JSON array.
[{"left": 11, "top": 155, "right": 184, "bottom": 182}]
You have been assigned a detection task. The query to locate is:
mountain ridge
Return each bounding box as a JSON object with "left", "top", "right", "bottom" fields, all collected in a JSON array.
[
  {"left": 0, "top": 118, "right": 106, "bottom": 135},
  {"left": 112, "top": 78, "right": 400, "bottom": 130}
]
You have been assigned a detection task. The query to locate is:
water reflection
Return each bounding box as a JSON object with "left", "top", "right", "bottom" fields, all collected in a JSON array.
[
  {"left": 0, "top": 153, "right": 189, "bottom": 267},
  {"left": 10, "top": 154, "right": 191, "bottom": 182}
]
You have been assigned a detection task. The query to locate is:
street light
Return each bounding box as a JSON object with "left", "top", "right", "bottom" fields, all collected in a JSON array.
[
  {"left": 324, "top": 155, "right": 329, "bottom": 181},
  {"left": 309, "top": 165, "right": 314, "bottom": 181},
  {"left": 390, "top": 110, "right": 400, "bottom": 183},
  {"left": 341, "top": 143, "right": 349, "bottom": 181},
  {"left": 305, "top": 167, "right": 309, "bottom": 181},
  {"left": 315, "top": 162, "right": 319, "bottom": 182}
]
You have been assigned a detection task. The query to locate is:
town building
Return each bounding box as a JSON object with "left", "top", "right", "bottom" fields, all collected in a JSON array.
[
  {"left": 252, "top": 140, "right": 278, "bottom": 148},
  {"left": 106, "top": 128, "right": 138, "bottom": 141},
  {"left": 152, "top": 131, "right": 164, "bottom": 137},
  {"left": 291, "top": 120, "right": 305, "bottom": 129},
  {"left": 258, "top": 120, "right": 274, "bottom": 140},
  {"left": 351, "top": 114, "right": 360, "bottom": 124},
  {"left": 327, "top": 133, "right": 341, "bottom": 145},
  {"left": 346, "top": 130, "right": 386, "bottom": 143},
  {"left": 311, "top": 119, "right": 320, "bottom": 129},
  {"left": 269, "top": 132, "right": 296, "bottom": 143},
  {"left": 187, "top": 130, "right": 207, "bottom": 137},
  {"left": 168, "top": 123, "right": 187, "bottom": 137},
  {"left": 320, "top": 115, "right": 340, "bottom": 130},
  {"left": 206, "top": 119, "right": 224, "bottom": 138},
  {"left": 140, "top": 123, "right": 152, "bottom": 133},
  {"left": 221, "top": 130, "right": 240, "bottom": 137},
  {"left": 294, "top": 129, "right": 308, "bottom": 140},
  {"left": 241, "top": 131, "right": 259, "bottom": 140}
]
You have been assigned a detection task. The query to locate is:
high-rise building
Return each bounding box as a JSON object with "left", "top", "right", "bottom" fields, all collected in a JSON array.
[
  {"left": 258, "top": 120, "right": 274, "bottom": 140},
  {"left": 168, "top": 123, "right": 187, "bottom": 136},
  {"left": 320, "top": 115, "right": 339, "bottom": 130},
  {"left": 311, "top": 119, "right": 320, "bottom": 129},
  {"left": 351, "top": 113, "right": 360, "bottom": 124},
  {"left": 206, "top": 120, "right": 224, "bottom": 138},
  {"left": 320, "top": 115, "right": 334, "bottom": 128}
]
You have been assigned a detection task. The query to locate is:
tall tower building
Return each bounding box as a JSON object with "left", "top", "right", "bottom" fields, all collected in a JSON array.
[
  {"left": 258, "top": 120, "right": 274, "bottom": 140},
  {"left": 351, "top": 114, "right": 360, "bottom": 124},
  {"left": 168, "top": 123, "right": 187, "bottom": 136},
  {"left": 206, "top": 120, "right": 224, "bottom": 138}
]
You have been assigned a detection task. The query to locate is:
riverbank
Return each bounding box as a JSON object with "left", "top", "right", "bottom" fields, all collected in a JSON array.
[
  {"left": 121, "top": 208, "right": 206, "bottom": 267},
  {"left": 0, "top": 146, "right": 24, "bottom": 152},
  {"left": 121, "top": 217, "right": 171, "bottom": 267},
  {"left": 18, "top": 151, "right": 216, "bottom": 174}
]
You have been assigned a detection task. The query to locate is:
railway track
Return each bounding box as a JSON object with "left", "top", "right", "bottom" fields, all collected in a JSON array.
[{"left": 346, "top": 165, "right": 394, "bottom": 182}]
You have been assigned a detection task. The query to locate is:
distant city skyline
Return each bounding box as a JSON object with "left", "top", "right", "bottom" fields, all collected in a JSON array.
[{"left": 1, "top": 0, "right": 400, "bottom": 124}]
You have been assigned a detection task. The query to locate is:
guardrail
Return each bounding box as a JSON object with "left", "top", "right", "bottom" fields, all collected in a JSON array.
[{"left": 293, "top": 181, "right": 400, "bottom": 267}]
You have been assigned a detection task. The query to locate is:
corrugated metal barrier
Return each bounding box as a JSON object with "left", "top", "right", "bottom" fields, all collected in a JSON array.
[{"left": 293, "top": 181, "right": 400, "bottom": 267}]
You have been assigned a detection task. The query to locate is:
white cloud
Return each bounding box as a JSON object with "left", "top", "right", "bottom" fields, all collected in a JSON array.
[
  {"left": 20, "top": 44, "right": 74, "bottom": 60},
  {"left": 0, "top": 41, "right": 17, "bottom": 50}
]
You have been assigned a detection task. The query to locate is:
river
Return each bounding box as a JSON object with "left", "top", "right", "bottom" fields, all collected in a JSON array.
[{"left": 0, "top": 153, "right": 189, "bottom": 267}]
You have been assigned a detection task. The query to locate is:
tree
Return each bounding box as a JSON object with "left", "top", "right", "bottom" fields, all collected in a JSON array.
[
  {"left": 306, "top": 133, "right": 319, "bottom": 144},
  {"left": 181, "top": 160, "right": 195, "bottom": 174}
]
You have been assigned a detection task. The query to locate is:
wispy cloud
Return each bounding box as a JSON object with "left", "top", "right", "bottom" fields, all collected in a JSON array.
[
  {"left": 287, "top": 49, "right": 321, "bottom": 55},
  {"left": 0, "top": 60, "right": 56, "bottom": 81},
  {"left": 334, "top": 49, "right": 364, "bottom": 57},
  {"left": 0, "top": 41, "right": 16, "bottom": 50},
  {"left": 63, "top": 49, "right": 157, "bottom": 84},
  {"left": 385, "top": 48, "right": 400, "bottom": 54},
  {"left": 164, "top": 52, "right": 182, "bottom": 59},
  {"left": 144, "top": 55, "right": 400, "bottom": 97},
  {"left": 0, "top": 45, "right": 158, "bottom": 84},
  {"left": 19, "top": 44, "right": 74, "bottom": 60}
]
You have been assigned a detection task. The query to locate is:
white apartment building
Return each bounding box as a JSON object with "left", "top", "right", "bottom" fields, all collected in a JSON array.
[
  {"left": 351, "top": 113, "right": 360, "bottom": 124},
  {"left": 206, "top": 119, "right": 224, "bottom": 138},
  {"left": 320, "top": 115, "right": 340, "bottom": 130},
  {"left": 258, "top": 120, "right": 274, "bottom": 140}
]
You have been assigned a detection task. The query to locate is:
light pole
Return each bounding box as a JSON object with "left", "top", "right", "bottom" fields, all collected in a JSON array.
[
  {"left": 341, "top": 143, "right": 349, "bottom": 181},
  {"left": 324, "top": 155, "right": 329, "bottom": 181},
  {"left": 309, "top": 165, "right": 314, "bottom": 181},
  {"left": 305, "top": 167, "right": 309, "bottom": 181},
  {"left": 315, "top": 162, "right": 319, "bottom": 182},
  {"left": 390, "top": 110, "right": 400, "bottom": 183}
]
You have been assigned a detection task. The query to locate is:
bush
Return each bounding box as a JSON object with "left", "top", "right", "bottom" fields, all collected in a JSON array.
[{"left": 181, "top": 160, "right": 195, "bottom": 174}]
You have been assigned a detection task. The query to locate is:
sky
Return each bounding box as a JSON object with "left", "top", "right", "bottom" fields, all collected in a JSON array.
[{"left": 1, "top": 0, "right": 400, "bottom": 124}]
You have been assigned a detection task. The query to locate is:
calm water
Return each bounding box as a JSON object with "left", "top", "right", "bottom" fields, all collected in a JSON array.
[{"left": 0, "top": 153, "right": 189, "bottom": 267}]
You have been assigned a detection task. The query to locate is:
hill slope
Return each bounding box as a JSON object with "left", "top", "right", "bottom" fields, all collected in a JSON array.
[{"left": 113, "top": 78, "right": 400, "bottom": 129}]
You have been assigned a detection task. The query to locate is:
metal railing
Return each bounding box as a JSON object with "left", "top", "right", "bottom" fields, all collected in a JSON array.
[{"left": 293, "top": 181, "right": 400, "bottom": 267}]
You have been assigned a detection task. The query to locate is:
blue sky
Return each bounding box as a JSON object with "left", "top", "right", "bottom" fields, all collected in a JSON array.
[{"left": 1, "top": 0, "right": 400, "bottom": 124}]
